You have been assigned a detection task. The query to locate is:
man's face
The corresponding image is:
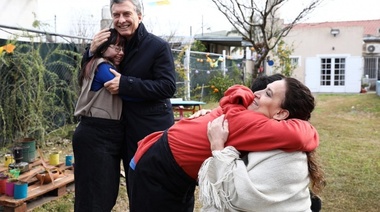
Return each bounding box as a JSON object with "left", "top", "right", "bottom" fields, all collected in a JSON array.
[
  {"left": 111, "top": 1, "right": 142, "bottom": 40},
  {"left": 247, "top": 80, "right": 287, "bottom": 119}
]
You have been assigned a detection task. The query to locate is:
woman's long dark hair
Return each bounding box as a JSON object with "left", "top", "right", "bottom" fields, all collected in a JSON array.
[
  {"left": 282, "top": 77, "right": 326, "bottom": 195},
  {"left": 78, "top": 28, "right": 126, "bottom": 86},
  {"left": 282, "top": 77, "right": 315, "bottom": 121}
]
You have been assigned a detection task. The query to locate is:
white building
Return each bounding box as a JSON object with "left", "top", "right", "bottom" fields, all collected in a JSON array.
[{"left": 284, "top": 20, "right": 380, "bottom": 93}]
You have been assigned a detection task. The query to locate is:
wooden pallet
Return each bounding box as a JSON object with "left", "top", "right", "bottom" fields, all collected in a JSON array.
[{"left": 0, "top": 160, "right": 74, "bottom": 212}]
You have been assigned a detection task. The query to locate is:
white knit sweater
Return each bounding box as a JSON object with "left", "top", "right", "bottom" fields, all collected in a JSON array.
[{"left": 198, "top": 147, "right": 311, "bottom": 212}]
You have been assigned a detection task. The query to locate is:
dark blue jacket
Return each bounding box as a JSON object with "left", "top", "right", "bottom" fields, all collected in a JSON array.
[
  {"left": 118, "top": 23, "right": 176, "bottom": 161},
  {"left": 118, "top": 23, "right": 176, "bottom": 101}
]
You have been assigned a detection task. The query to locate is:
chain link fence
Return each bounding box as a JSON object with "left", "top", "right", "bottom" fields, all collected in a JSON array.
[
  {"left": 0, "top": 30, "right": 248, "bottom": 146},
  {"left": 0, "top": 38, "right": 81, "bottom": 146},
  {"left": 172, "top": 49, "right": 246, "bottom": 102}
]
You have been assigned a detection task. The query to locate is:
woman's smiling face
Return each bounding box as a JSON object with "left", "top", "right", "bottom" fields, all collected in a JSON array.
[
  {"left": 103, "top": 44, "right": 124, "bottom": 65},
  {"left": 247, "top": 79, "right": 287, "bottom": 119}
]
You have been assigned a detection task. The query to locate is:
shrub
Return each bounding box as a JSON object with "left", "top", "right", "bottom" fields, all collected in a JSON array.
[{"left": 0, "top": 40, "right": 80, "bottom": 146}]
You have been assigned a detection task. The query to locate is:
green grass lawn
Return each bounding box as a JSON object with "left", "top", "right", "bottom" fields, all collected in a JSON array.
[
  {"left": 310, "top": 93, "right": 380, "bottom": 211},
  {"left": 32, "top": 92, "right": 380, "bottom": 211}
]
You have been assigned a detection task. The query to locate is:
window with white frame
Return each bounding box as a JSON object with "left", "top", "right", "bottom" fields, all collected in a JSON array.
[
  {"left": 320, "top": 57, "right": 346, "bottom": 86},
  {"left": 290, "top": 56, "right": 300, "bottom": 67}
]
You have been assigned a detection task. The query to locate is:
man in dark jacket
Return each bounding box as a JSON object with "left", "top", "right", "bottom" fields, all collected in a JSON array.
[{"left": 82, "top": 0, "right": 176, "bottom": 195}]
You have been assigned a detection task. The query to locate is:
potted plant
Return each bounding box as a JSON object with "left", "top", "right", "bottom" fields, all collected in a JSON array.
[
  {"left": 361, "top": 83, "right": 369, "bottom": 93},
  {"left": 361, "top": 75, "right": 371, "bottom": 93},
  {"left": 5, "top": 168, "right": 20, "bottom": 197},
  {"left": 363, "top": 83, "right": 370, "bottom": 90}
]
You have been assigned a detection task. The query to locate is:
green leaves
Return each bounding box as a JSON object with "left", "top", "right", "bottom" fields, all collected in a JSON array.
[{"left": 0, "top": 41, "right": 81, "bottom": 146}]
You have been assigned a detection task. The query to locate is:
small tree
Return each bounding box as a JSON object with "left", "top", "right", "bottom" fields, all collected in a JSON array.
[
  {"left": 272, "top": 40, "right": 296, "bottom": 76},
  {"left": 211, "top": 0, "right": 322, "bottom": 77},
  {"left": 191, "top": 40, "right": 207, "bottom": 52},
  {"left": 208, "top": 62, "right": 246, "bottom": 101}
]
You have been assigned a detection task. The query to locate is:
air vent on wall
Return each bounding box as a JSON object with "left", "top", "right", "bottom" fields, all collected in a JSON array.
[{"left": 366, "top": 44, "right": 380, "bottom": 53}]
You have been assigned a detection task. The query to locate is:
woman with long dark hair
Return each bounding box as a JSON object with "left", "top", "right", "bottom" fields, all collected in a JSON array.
[
  {"left": 199, "top": 77, "right": 325, "bottom": 211},
  {"left": 73, "top": 29, "right": 126, "bottom": 211}
]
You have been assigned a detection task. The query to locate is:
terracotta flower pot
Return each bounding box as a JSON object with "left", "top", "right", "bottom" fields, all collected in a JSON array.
[{"left": 36, "top": 170, "right": 61, "bottom": 185}]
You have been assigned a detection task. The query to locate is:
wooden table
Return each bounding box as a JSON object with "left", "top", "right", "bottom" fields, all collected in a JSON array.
[{"left": 170, "top": 99, "right": 206, "bottom": 120}]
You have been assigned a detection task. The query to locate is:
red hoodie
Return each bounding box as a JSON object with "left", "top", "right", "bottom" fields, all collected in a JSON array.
[{"left": 133, "top": 85, "right": 319, "bottom": 179}]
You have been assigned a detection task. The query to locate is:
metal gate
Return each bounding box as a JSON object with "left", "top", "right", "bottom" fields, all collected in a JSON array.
[{"left": 364, "top": 57, "right": 380, "bottom": 90}]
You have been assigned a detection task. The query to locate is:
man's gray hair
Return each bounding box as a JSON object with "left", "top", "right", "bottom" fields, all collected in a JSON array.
[{"left": 110, "top": 0, "right": 143, "bottom": 16}]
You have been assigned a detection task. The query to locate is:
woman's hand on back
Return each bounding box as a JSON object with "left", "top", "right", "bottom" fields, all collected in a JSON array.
[
  {"left": 188, "top": 109, "right": 212, "bottom": 119},
  {"left": 207, "top": 115, "right": 229, "bottom": 151}
]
